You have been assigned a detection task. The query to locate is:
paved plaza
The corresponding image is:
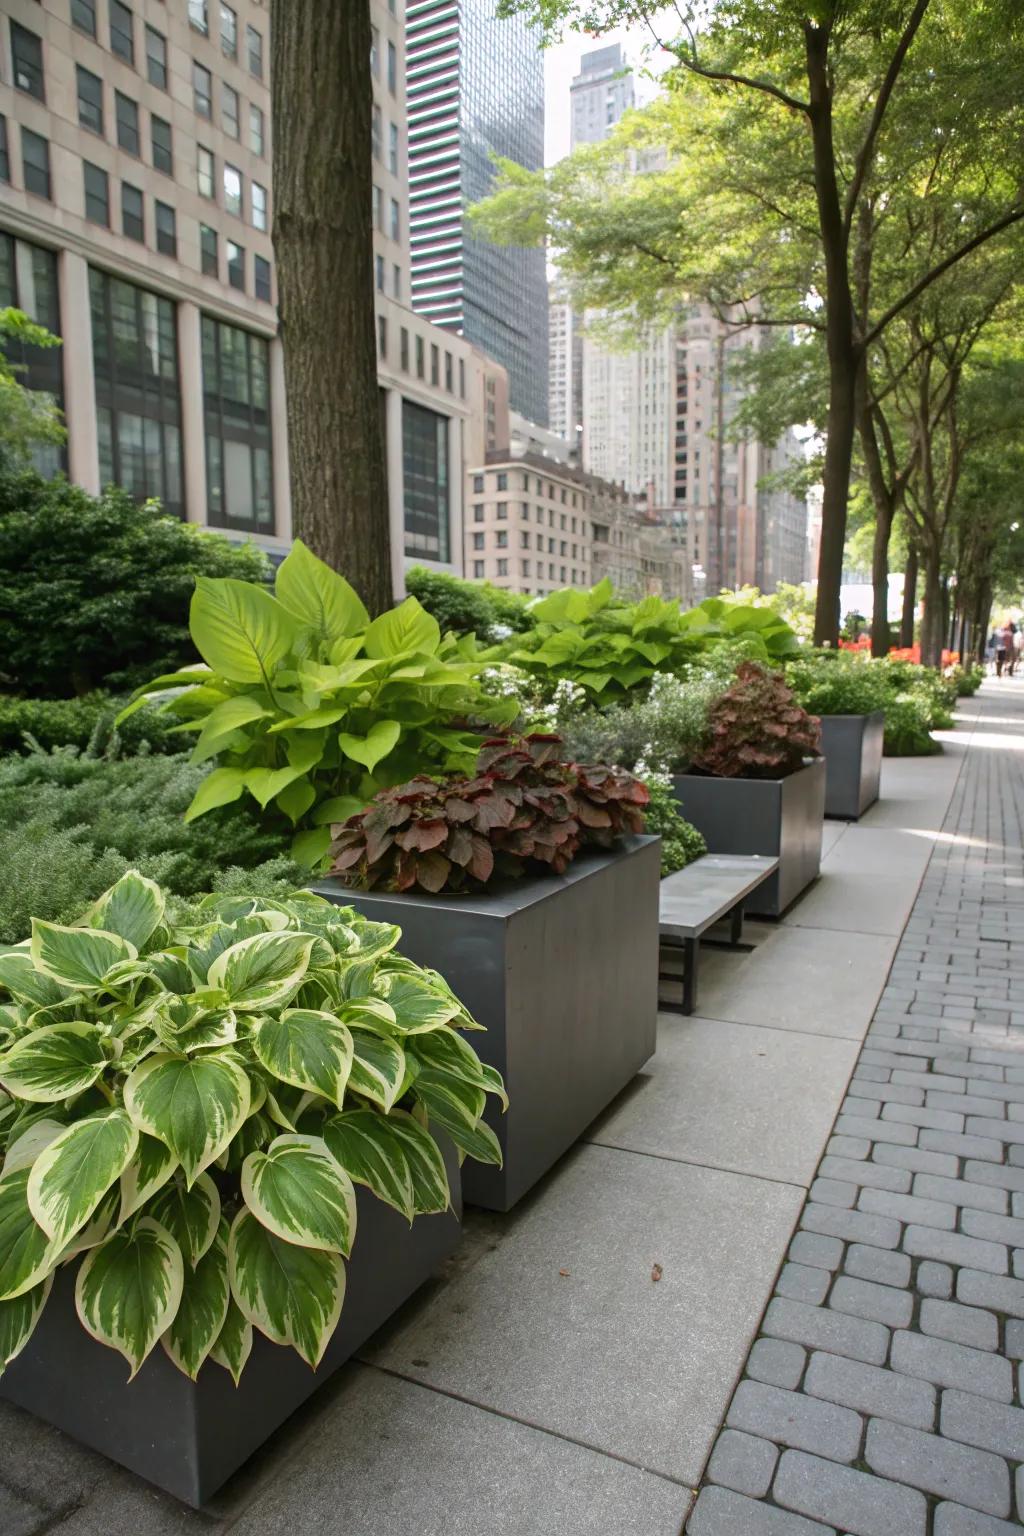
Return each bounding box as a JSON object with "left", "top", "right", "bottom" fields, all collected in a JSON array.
[{"left": 2, "top": 681, "right": 1023, "bottom": 1534}]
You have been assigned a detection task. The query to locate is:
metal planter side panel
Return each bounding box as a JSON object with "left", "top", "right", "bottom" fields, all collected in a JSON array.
[
  {"left": 671, "top": 763, "right": 825, "bottom": 916},
  {"left": 820, "top": 710, "right": 885, "bottom": 819},
  {"left": 313, "top": 836, "right": 661, "bottom": 1212},
  {"left": 0, "top": 1145, "right": 462, "bottom": 1508}
]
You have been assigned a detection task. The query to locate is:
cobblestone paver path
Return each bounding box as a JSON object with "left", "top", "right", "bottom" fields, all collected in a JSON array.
[{"left": 689, "top": 685, "right": 1024, "bottom": 1534}]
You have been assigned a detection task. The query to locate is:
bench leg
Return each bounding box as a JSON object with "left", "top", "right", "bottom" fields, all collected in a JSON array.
[
  {"left": 682, "top": 936, "right": 699, "bottom": 1016},
  {"left": 729, "top": 900, "right": 744, "bottom": 947}
]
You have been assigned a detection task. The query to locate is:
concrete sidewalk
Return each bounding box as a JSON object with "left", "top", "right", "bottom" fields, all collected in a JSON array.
[{"left": 0, "top": 688, "right": 1001, "bottom": 1536}]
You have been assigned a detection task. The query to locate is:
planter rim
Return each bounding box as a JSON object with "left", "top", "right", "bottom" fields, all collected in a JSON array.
[
  {"left": 816, "top": 707, "right": 887, "bottom": 722},
  {"left": 311, "top": 834, "right": 660, "bottom": 919},
  {"left": 672, "top": 756, "right": 824, "bottom": 788}
]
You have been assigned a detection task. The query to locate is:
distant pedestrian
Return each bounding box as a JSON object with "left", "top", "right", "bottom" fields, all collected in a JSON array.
[
  {"left": 997, "top": 621, "right": 1015, "bottom": 677},
  {"left": 986, "top": 630, "right": 998, "bottom": 672}
]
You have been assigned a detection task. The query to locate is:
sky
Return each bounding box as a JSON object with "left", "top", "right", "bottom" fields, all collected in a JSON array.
[{"left": 542, "top": 26, "right": 672, "bottom": 165}]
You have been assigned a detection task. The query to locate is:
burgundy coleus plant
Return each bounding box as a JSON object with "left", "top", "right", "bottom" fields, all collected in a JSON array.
[
  {"left": 328, "top": 734, "right": 649, "bottom": 893},
  {"left": 692, "top": 661, "right": 821, "bottom": 780}
]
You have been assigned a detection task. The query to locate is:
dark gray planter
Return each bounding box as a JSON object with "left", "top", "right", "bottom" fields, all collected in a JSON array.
[
  {"left": 671, "top": 759, "right": 825, "bottom": 917},
  {"left": 819, "top": 710, "right": 885, "bottom": 820},
  {"left": 0, "top": 1140, "right": 462, "bottom": 1508},
  {"left": 311, "top": 836, "right": 661, "bottom": 1213}
]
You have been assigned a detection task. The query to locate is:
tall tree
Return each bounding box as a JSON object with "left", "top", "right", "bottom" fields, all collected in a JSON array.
[
  {"left": 481, "top": 0, "right": 1024, "bottom": 644},
  {"left": 271, "top": 1, "right": 392, "bottom": 613}
]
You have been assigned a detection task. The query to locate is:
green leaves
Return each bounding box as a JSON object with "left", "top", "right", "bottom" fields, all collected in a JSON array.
[
  {"left": 378, "top": 1111, "right": 452, "bottom": 1215},
  {"left": 0, "top": 1169, "right": 59, "bottom": 1300},
  {"left": 149, "top": 1173, "right": 220, "bottom": 1268},
  {"left": 80, "top": 871, "right": 165, "bottom": 951},
  {"left": 124, "top": 1053, "right": 250, "bottom": 1186},
  {"left": 251, "top": 1009, "right": 354, "bottom": 1108},
  {"left": 190, "top": 577, "right": 300, "bottom": 685},
  {"left": 210, "top": 1295, "right": 252, "bottom": 1385},
  {"left": 27, "top": 1110, "right": 138, "bottom": 1250},
  {"left": 323, "top": 1110, "right": 415, "bottom": 1219},
  {"left": 241, "top": 1135, "right": 356, "bottom": 1255},
  {"left": 275, "top": 540, "right": 369, "bottom": 645},
  {"left": 30, "top": 921, "right": 134, "bottom": 990},
  {"left": 338, "top": 719, "right": 401, "bottom": 773},
  {"left": 207, "top": 931, "right": 313, "bottom": 1010},
  {"left": 228, "top": 1208, "right": 344, "bottom": 1369},
  {"left": 0, "top": 1275, "right": 51, "bottom": 1375},
  {"left": 363, "top": 597, "right": 440, "bottom": 659},
  {"left": 0, "top": 1024, "right": 109, "bottom": 1103},
  {"left": 76, "top": 1218, "right": 184, "bottom": 1378},
  {"left": 162, "top": 1226, "right": 230, "bottom": 1380}
]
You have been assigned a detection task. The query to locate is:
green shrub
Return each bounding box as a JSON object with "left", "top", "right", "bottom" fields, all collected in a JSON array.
[
  {"left": 883, "top": 695, "right": 943, "bottom": 757},
  {"left": 643, "top": 774, "right": 707, "bottom": 877},
  {"left": 405, "top": 567, "right": 533, "bottom": 640},
  {"left": 951, "top": 665, "right": 983, "bottom": 697},
  {"left": 0, "top": 465, "right": 269, "bottom": 697},
  {"left": 0, "top": 691, "right": 179, "bottom": 755},
  {"left": 785, "top": 655, "right": 890, "bottom": 716},
  {"left": 554, "top": 657, "right": 740, "bottom": 772}
]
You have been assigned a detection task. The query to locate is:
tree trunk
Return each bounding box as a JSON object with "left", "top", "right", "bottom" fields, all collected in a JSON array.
[
  {"left": 900, "top": 547, "right": 917, "bottom": 647},
  {"left": 869, "top": 508, "right": 893, "bottom": 658},
  {"left": 271, "top": 0, "right": 393, "bottom": 615},
  {"left": 919, "top": 550, "right": 944, "bottom": 668}
]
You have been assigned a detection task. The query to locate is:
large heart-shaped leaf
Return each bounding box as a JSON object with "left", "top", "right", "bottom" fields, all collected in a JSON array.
[
  {"left": 27, "top": 1109, "right": 138, "bottom": 1249},
  {"left": 0, "top": 952, "right": 66, "bottom": 1011},
  {"left": 241, "top": 1135, "right": 356, "bottom": 1255},
  {"left": 191, "top": 696, "right": 272, "bottom": 766},
  {"left": 183, "top": 766, "right": 248, "bottom": 823},
  {"left": 81, "top": 872, "right": 165, "bottom": 952},
  {"left": 118, "top": 1134, "right": 178, "bottom": 1224},
  {"left": 148, "top": 1173, "right": 220, "bottom": 1268},
  {"left": 124, "top": 1053, "right": 250, "bottom": 1186},
  {"left": 190, "top": 577, "right": 300, "bottom": 684},
  {"left": 372, "top": 974, "right": 462, "bottom": 1033},
  {"left": 250, "top": 1010, "right": 354, "bottom": 1108},
  {"left": 210, "top": 1294, "right": 253, "bottom": 1385},
  {"left": 29, "top": 922, "right": 134, "bottom": 990},
  {"left": 162, "top": 1224, "right": 230, "bottom": 1380},
  {"left": 338, "top": 719, "right": 401, "bottom": 773},
  {"left": 275, "top": 539, "right": 369, "bottom": 645},
  {"left": 76, "top": 1217, "right": 184, "bottom": 1378},
  {"left": 0, "top": 1024, "right": 109, "bottom": 1103},
  {"left": 0, "top": 1169, "right": 58, "bottom": 1301},
  {"left": 228, "top": 1207, "right": 344, "bottom": 1369},
  {"left": 207, "top": 932, "right": 314, "bottom": 1010},
  {"left": 363, "top": 597, "right": 440, "bottom": 659},
  {"left": 323, "top": 1109, "right": 414, "bottom": 1220},
  {"left": 378, "top": 1111, "right": 451, "bottom": 1215},
  {"left": 345, "top": 1026, "right": 406, "bottom": 1112},
  {"left": 0, "top": 1274, "right": 51, "bottom": 1375}
]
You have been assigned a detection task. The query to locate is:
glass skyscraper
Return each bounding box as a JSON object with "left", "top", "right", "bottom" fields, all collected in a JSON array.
[{"left": 406, "top": 0, "right": 549, "bottom": 426}]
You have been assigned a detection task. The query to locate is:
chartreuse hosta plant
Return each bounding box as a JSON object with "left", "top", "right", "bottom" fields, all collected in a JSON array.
[
  {"left": 120, "top": 540, "right": 518, "bottom": 865},
  {"left": 0, "top": 872, "right": 505, "bottom": 1383}
]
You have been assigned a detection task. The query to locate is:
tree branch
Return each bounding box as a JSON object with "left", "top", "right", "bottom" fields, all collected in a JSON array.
[
  {"left": 674, "top": 55, "right": 810, "bottom": 116},
  {"left": 843, "top": 0, "right": 932, "bottom": 236}
]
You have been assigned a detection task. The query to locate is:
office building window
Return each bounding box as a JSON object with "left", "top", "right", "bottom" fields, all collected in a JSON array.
[
  {"left": 496, "top": 502, "right": 508, "bottom": 519},
  {"left": 444, "top": 351, "right": 453, "bottom": 392},
  {"left": 252, "top": 182, "right": 267, "bottom": 232},
  {"left": 415, "top": 335, "right": 424, "bottom": 379},
  {"left": 370, "top": 27, "right": 379, "bottom": 75},
  {"left": 387, "top": 41, "right": 396, "bottom": 93},
  {"left": 255, "top": 256, "right": 272, "bottom": 304},
  {"left": 188, "top": 0, "right": 208, "bottom": 35},
  {"left": 121, "top": 182, "right": 144, "bottom": 242},
  {"left": 403, "top": 401, "right": 448, "bottom": 561},
  {"left": 472, "top": 474, "right": 485, "bottom": 494},
  {"left": 11, "top": 23, "right": 44, "bottom": 100},
  {"left": 390, "top": 198, "right": 400, "bottom": 240},
  {"left": 520, "top": 530, "right": 530, "bottom": 548},
  {"left": 473, "top": 505, "right": 483, "bottom": 522},
  {"left": 109, "top": 1, "right": 134, "bottom": 63},
  {"left": 226, "top": 240, "right": 244, "bottom": 290},
  {"left": 115, "top": 92, "right": 140, "bottom": 156},
  {"left": 473, "top": 561, "right": 484, "bottom": 578},
  {"left": 430, "top": 344, "right": 439, "bottom": 386},
  {"left": 72, "top": 0, "right": 97, "bottom": 39},
  {"left": 375, "top": 254, "right": 384, "bottom": 292},
  {"left": 151, "top": 116, "right": 172, "bottom": 175},
  {"left": 249, "top": 104, "right": 265, "bottom": 157},
  {"left": 220, "top": 3, "right": 237, "bottom": 58},
  {"left": 496, "top": 530, "right": 508, "bottom": 549},
  {"left": 393, "top": 263, "right": 401, "bottom": 299},
  {"left": 389, "top": 122, "right": 399, "bottom": 175},
  {"left": 521, "top": 560, "right": 530, "bottom": 577},
  {"left": 0, "top": 118, "right": 8, "bottom": 183},
  {"left": 200, "top": 224, "right": 218, "bottom": 277},
  {"left": 222, "top": 83, "right": 239, "bottom": 139},
  {"left": 372, "top": 185, "right": 382, "bottom": 229},
  {"left": 77, "top": 67, "right": 104, "bottom": 135},
  {"left": 372, "top": 105, "right": 382, "bottom": 161},
  {"left": 146, "top": 26, "right": 167, "bottom": 88},
  {"left": 459, "top": 359, "right": 465, "bottom": 398},
  {"left": 193, "top": 63, "right": 212, "bottom": 119},
  {"left": 90, "top": 267, "right": 182, "bottom": 517},
  {"left": 400, "top": 328, "right": 409, "bottom": 370},
  {"left": 224, "top": 164, "right": 242, "bottom": 217},
  {"left": 497, "top": 559, "right": 508, "bottom": 577},
  {"left": 0, "top": 233, "right": 64, "bottom": 475},
  {"left": 377, "top": 313, "right": 387, "bottom": 358},
  {"left": 496, "top": 472, "right": 508, "bottom": 491},
  {"left": 472, "top": 532, "right": 484, "bottom": 551},
  {"left": 84, "top": 162, "right": 110, "bottom": 227},
  {"left": 155, "top": 201, "right": 176, "bottom": 257},
  {"left": 201, "top": 315, "right": 273, "bottom": 533},
  {"left": 197, "top": 146, "right": 215, "bottom": 198},
  {"left": 246, "top": 24, "right": 263, "bottom": 78},
  {"left": 21, "top": 129, "right": 50, "bottom": 199}
]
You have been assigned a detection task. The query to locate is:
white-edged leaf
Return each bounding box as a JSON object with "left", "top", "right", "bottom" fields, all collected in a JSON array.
[
  {"left": 372, "top": 974, "right": 462, "bottom": 1033},
  {"left": 27, "top": 1110, "right": 138, "bottom": 1249},
  {"left": 250, "top": 1010, "right": 353, "bottom": 1109},
  {"left": 241, "top": 1135, "right": 356, "bottom": 1255},
  {"left": 409, "top": 1028, "right": 507, "bottom": 1108},
  {"left": 118, "top": 1134, "right": 178, "bottom": 1224},
  {"left": 0, "top": 1274, "right": 51, "bottom": 1376},
  {"left": 0, "top": 1169, "right": 59, "bottom": 1301},
  {"left": 323, "top": 1109, "right": 414, "bottom": 1220},
  {"left": 207, "top": 932, "right": 314, "bottom": 1010},
  {"left": 162, "top": 1225, "right": 230, "bottom": 1379},
  {"left": 123, "top": 1052, "right": 250, "bottom": 1186},
  {"left": 57, "top": 1184, "right": 120, "bottom": 1263},
  {"left": 148, "top": 1173, "right": 220, "bottom": 1269},
  {"left": 75, "top": 1217, "right": 184, "bottom": 1378},
  {"left": 29, "top": 921, "right": 135, "bottom": 990},
  {"left": 228, "top": 1207, "right": 344, "bottom": 1369},
  {"left": 210, "top": 1294, "right": 252, "bottom": 1385},
  {"left": 0, "top": 1023, "right": 109, "bottom": 1103},
  {"left": 381, "top": 1111, "right": 452, "bottom": 1214},
  {"left": 81, "top": 872, "right": 165, "bottom": 951},
  {"left": 2, "top": 1118, "right": 66, "bottom": 1178},
  {"left": 275, "top": 539, "right": 369, "bottom": 643},
  {"left": 345, "top": 1027, "right": 406, "bottom": 1112},
  {"left": 0, "top": 952, "right": 66, "bottom": 1010}
]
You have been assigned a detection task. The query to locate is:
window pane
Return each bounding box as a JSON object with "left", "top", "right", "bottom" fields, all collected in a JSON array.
[
  {"left": 155, "top": 202, "right": 177, "bottom": 257},
  {"left": 11, "top": 23, "right": 45, "bottom": 101},
  {"left": 77, "top": 67, "right": 104, "bottom": 135},
  {"left": 222, "top": 84, "right": 239, "bottom": 139},
  {"left": 145, "top": 26, "right": 167, "bottom": 88},
  {"left": 372, "top": 105, "right": 382, "bottom": 161},
  {"left": 389, "top": 122, "right": 399, "bottom": 175},
  {"left": 109, "top": 1, "right": 134, "bottom": 64},
  {"left": 72, "top": 1, "right": 97, "bottom": 39},
  {"left": 387, "top": 41, "right": 396, "bottom": 92},
  {"left": 224, "top": 164, "right": 242, "bottom": 216},
  {"left": 151, "top": 117, "right": 173, "bottom": 175},
  {"left": 248, "top": 105, "right": 264, "bottom": 156},
  {"left": 115, "top": 93, "right": 140, "bottom": 156},
  {"left": 254, "top": 256, "right": 271, "bottom": 303},
  {"left": 252, "top": 183, "right": 267, "bottom": 232},
  {"left": 188, "top": 1, "right": 208, "bottom": 35},
  {"left": 402, "top": 401, "right": 449, "bottom": 561},
  {"left": 220, "top": 4, "right": 237, "bottom": 57},
  {"left": 246, "top": 24, "right": 263, "bottom": 77},
  {"left": 83, "top": 162, "right": 109, "bottom": 226},
  {"left": 121, "top": 182, "right": 144, "bottom": 242},
  {"left": 193, "top": 64, "right": 212, "bottom": 119},
  {"left": 0, "top": 118, "right": 9, "bottom": 184},
  {"left": 197, "top": 146, "right": 214, "bottom": 198},
  {"left": 200, "top": 224, "right": 218, "bottom": 277},
  {"left": 201, "top": 316, "right": 273, "bottom": 533},
  {"left": 227, "top": 241, "right": 244, "bottom": 290}
]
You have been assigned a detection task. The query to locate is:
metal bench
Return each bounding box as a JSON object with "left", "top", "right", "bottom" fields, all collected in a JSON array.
[{"left": 658, "top": 854, "right": 780, "bottom": 1016}]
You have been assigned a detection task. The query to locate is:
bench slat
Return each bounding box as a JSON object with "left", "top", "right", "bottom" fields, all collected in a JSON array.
[{"left": 659, "top": 854, "right": 779, "bottom": 939}]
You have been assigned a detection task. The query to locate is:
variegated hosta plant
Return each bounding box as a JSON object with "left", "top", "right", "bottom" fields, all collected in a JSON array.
[{"left": 0, "top": 872, "right": 505, "bottom": 1384}]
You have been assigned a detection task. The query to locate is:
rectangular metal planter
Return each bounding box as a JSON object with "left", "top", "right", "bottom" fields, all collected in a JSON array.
[
  {"left": 0, "top": 1141, "right": 462, "bottom": 1509},
  {"left": 311, "top": 835, "right": 661, "bottom": 1213},
  {"left": 670, "top": 759, "right": 825, "bottom": 917},
  {"left": 819, "top": 710, "right": 885, "bottom": 820}
]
